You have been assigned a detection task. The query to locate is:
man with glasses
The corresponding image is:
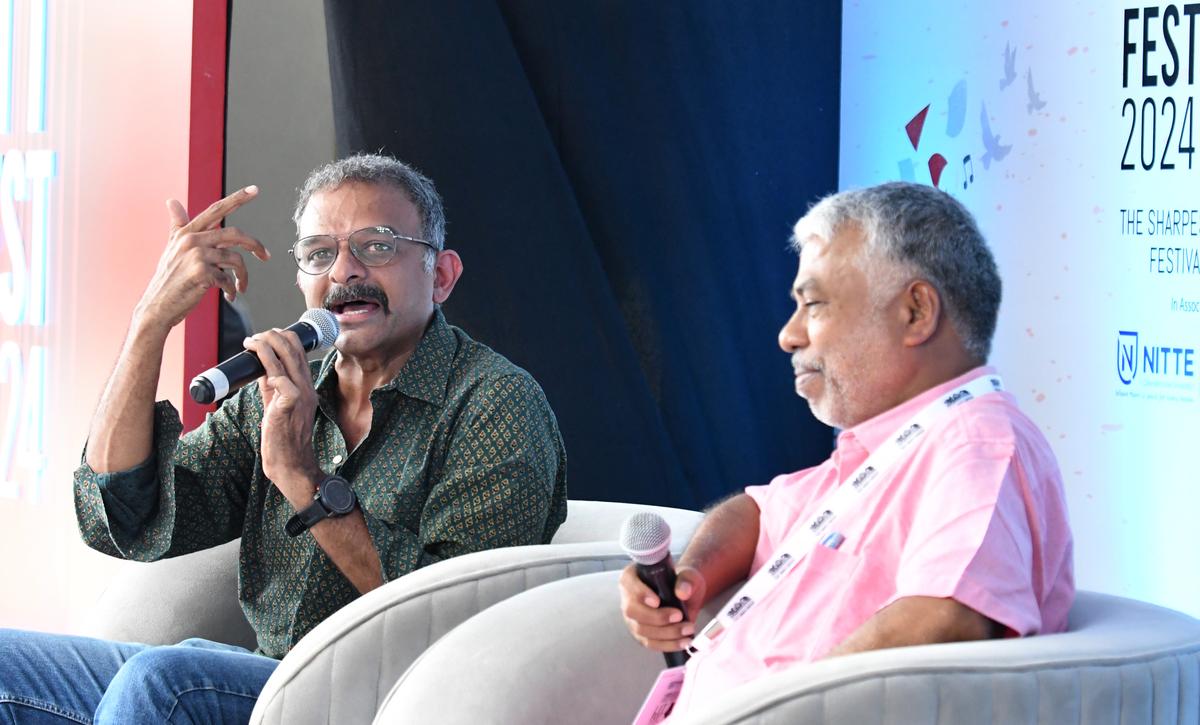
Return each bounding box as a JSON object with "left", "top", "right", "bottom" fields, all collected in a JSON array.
[{"left": 0, "top": 154, "right": 567, "bottom": 723}]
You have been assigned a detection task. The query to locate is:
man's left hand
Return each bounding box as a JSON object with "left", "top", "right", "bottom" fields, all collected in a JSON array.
[{"left": 244, "top": 328, "right": 322, "bottom": 506}]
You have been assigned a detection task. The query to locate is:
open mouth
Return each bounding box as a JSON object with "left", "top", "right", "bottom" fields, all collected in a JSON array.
[
  {"left": 327, "top": 299, "right": 381, "bottom": 316},
  {"left": 323, "top": 284, "right": 389, "bottom": 320}
]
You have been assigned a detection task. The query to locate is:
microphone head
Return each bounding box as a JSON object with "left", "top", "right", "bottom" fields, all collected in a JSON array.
[
  {"left": 300, "top": 308, "right": 340, "bottom": 350},
  {"left": 620, "top": 512, "right": 672, "bottom": 565}
]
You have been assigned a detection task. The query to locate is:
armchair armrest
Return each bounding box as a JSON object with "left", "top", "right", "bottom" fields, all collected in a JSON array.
[
  {"left": 251, "top": 501, "right": 703, "bottom": 724},
  {"left": 251, "top": 542, "right": 640, "bottom": 724}
]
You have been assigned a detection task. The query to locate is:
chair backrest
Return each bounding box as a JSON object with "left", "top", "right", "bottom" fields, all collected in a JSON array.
[
  {"left": 82, "top": 538, "right": 256, "bottom": 649},
  {"left": 84, "top": 500, "right": 703, "bottom": 650},
  {"left": 553, "top": 499, "right": 704, "bottom": 545},
  {"left": 374, "top": 573, "right": 1200, "bottom": 725}
]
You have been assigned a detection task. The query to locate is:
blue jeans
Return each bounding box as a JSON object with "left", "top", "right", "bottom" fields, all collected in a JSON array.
[{"left": 0, "top": 629, "right": 279, "bottom": 724}]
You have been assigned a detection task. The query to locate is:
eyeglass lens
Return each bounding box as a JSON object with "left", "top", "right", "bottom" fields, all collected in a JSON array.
[{"left": 293, "top": 228, "right": 400, "bottom": 273}]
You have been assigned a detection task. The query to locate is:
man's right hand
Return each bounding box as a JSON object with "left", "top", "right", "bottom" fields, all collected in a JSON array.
[
  {"left": 619, "top": 564, "right": 708, "bottom": 653},
  {"left": 134, "top": 185, "right": 269, "bottom": 335},
  {"left": 84, "top": 186, "right": 269, "bottom": 473}
]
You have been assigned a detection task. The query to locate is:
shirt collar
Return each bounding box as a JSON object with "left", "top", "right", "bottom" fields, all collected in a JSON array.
[
  {"left": 837, "top": 365, "right": 998, "bottom": 454},
  {"left": 313, "top": 308, "right": 457, "bottom": 407}
]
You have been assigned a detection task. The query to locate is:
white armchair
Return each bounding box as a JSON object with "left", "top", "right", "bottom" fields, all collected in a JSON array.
[
  {"left": 82, "top": 500, "right": 704, "bottom": 724},
  {"left": 376, "top": 570, "right": 1200, "bottom": 724}
]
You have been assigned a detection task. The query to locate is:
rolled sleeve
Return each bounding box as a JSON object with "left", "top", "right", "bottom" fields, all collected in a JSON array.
[{"left": 73, "top": 393, "right": 258, "bottom": 561}]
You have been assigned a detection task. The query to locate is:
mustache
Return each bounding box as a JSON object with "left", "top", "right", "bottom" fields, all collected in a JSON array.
[
  {"left": 322, "top": 283, "right": 389, "bottom": 312},
  {"left": 791, "top": 354, "right": 821, "bottom": 374}
]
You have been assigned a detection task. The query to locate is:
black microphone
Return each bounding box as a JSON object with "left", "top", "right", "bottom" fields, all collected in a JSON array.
[
  {"left": 620, "top": 512, "right": 691, "bottom": 668},
  {"left": 189, "top": 308, "right": 339, "bottom": 404}
]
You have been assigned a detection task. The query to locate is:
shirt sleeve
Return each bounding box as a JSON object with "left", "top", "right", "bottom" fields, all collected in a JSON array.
[
  {"left": 744, "top": 467, "right": 822, "bottom": 573},
  {"left": 889, "top": 439, "right": 1044, "bottom": 635},
  {"left": 73, "top": 391, "right": 260, "bottom": 561},
  {"left": 359, "top": 373, "right": 568, "bottom": 583}
]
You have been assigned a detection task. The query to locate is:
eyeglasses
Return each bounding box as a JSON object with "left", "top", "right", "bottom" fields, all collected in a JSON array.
[{"left": 290, "top": 225, "right": 437, "bottom": 275}]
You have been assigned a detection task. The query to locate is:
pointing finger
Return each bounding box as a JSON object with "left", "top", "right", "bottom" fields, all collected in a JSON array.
[{"left": 185, "top": 185, "right": 259, "bottom": 233}]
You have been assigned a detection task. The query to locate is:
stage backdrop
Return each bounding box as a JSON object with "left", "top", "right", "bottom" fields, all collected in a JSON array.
[
  {"left": 324, "top": 0, "right": 842, "bottom": 510},
  {"left": 0, "top": 0, "right": 222, "bottom": 633},
  {"left": 842, "top": 2, "right": 1199, "bottom": 616}
]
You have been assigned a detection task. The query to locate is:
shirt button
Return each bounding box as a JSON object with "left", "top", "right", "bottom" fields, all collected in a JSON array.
[{"left": 332, "top": 454, "right": 343, "bottom": 465}]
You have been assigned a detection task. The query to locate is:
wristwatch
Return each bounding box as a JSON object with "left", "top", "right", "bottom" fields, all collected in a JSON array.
[{"left": 285, "top": 474, "right": 358, "bottom": 537}]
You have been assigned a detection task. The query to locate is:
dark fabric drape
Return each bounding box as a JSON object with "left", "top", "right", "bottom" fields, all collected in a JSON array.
[{"left": 324, "top": 1, "right": 840, "bottom": 509}]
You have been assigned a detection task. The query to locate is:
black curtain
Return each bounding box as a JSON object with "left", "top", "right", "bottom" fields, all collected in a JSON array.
[{"left": 324, "top": 1, "right": 840, "bottom": 509}]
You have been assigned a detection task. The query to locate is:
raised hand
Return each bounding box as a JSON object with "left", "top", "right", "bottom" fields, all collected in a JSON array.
[{"left": 135, "top": 186, "right": 269, "bottom": 334}]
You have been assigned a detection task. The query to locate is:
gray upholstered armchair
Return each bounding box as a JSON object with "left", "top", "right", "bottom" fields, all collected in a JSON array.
[
  {"left": 376, "top": 570, "right": 1200, "bottom": 724},
  {"left": 82, "top": 500, "right": 704, "bottom": 724}
]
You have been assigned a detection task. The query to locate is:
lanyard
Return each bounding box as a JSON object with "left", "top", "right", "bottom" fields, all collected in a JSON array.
[{"left": 686, "top": 373, "right": 1005, "bottom": 656}]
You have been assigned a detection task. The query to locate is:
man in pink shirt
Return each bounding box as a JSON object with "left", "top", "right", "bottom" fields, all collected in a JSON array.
[{"left": 619, "top": 181, "right": 1074, "bottom": 716}]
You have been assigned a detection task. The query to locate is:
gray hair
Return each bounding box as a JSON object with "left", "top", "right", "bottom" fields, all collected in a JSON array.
[
  {"left": 791, "top": 182, "right": 1001, "bottom": 362},
  {"left": 293, "top": 153, "right": 446, "bottom": 273}
]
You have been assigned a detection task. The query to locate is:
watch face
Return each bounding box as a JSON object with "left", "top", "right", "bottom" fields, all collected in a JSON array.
[{"left": 320, "top": 477, "right": 356, "bottom": 514}]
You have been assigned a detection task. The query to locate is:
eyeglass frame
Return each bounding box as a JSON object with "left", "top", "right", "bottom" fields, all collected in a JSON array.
[{"left": 289, "top": 225, "right": 439, "bottom": 275}]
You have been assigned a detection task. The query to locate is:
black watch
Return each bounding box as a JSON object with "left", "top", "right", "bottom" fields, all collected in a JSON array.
[{"left": 285, "top": 474, "right": 357, "bottom": 537}]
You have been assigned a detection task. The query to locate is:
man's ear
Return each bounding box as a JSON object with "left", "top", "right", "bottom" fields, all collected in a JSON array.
[
  {"left": 900, "top": 279, "right": 941, "bottom": 347},
  {"left": 432, "top": 250, "right": 463, "bottom": 305}
]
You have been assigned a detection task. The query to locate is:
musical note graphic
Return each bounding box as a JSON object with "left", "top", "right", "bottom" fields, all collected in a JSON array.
[{"left": 962, "top": 155, "right": 974, "bottom": 189}]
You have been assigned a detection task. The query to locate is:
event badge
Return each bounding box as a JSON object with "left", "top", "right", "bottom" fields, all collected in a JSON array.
[
  {"left": 632, "top": 373, "right": 1004, "bottom": 724},
  {"left": 631, "top": 665, "right": 686, "bottom": 725},
  {"left": 685, "top": 373, "right": 1005, "bottom": 657}
]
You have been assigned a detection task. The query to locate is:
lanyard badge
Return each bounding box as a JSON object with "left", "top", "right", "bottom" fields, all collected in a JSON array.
[{"left": 686, "top": 374, "right": 1004, "bottom": 656}]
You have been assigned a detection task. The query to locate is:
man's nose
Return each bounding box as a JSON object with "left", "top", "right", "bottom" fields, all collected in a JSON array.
[
  {"left": 327, "top": 240, "right": 366, "bottom": 284},
  {"left": 778, "top": 310, "right": 808, "bottom": 353}
]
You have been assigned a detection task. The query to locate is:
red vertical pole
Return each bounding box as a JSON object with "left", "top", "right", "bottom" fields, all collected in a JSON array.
[{"left": 182, "top": 0, "right": 228, "bottom": 430}]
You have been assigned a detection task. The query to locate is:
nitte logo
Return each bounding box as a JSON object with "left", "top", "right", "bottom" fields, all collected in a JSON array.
[{"left": 1116, "top": 330, "right": 1195, "bottom": 384}]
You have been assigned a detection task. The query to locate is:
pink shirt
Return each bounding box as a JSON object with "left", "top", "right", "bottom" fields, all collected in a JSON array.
[{"left": 672, "top": 367, "right": 1074, "bottom": 716}]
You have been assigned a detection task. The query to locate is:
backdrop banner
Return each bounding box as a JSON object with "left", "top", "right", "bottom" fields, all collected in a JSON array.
[{"left": 841, "top": 1, "right": 1200, "bottom": 616}]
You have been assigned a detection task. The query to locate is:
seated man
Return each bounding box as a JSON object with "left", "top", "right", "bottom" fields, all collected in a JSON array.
[
  {"left": 0, "top": 153, "right": 567, "bottom": 723},
  {"left": 620, "top": 181, "right": 1073, "bottom": 716}
]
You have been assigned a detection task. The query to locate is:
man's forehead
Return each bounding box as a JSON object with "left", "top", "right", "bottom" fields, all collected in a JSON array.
[
  {"left": 794, "top": 233, "right": 834, "bottom": 275},
  {"left": 792, "top": 226, "right": 870, "bottom": 292},
  {"left": 300, "top": 182, "right": 420, "bottom": 233}
]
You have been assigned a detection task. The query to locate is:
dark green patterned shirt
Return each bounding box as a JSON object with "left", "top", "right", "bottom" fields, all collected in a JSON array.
[{"left": 74, "top": 310, "right": 567, "bottom": 658}]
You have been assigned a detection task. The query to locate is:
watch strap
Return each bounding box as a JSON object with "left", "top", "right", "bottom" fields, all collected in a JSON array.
[
  {"left": 285, "top": 474, "right": 354, "bottom": 537},
  {"left": 285, "top": 496, "right": 332, "bottom": 537}
]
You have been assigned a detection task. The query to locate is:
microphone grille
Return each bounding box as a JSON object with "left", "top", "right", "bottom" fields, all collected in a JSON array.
[
  {"left": 619, "top": 512, "right": 672, "bottom": 565},
  {"left": 301, "top": 308, "right": 340, "bottom": 349}
]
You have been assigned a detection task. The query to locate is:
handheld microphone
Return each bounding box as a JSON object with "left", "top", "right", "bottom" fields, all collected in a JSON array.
[
  {"left": 620, "top": 512, "right": 690, "bottom": 668},
  {"left": 189, "top": 308, "right": 339, "bottom": 404}
]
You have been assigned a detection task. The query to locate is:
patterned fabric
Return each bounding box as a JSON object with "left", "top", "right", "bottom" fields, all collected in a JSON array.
[{"left": 74, "top": 309, "right": 567, "bottom": 659}]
